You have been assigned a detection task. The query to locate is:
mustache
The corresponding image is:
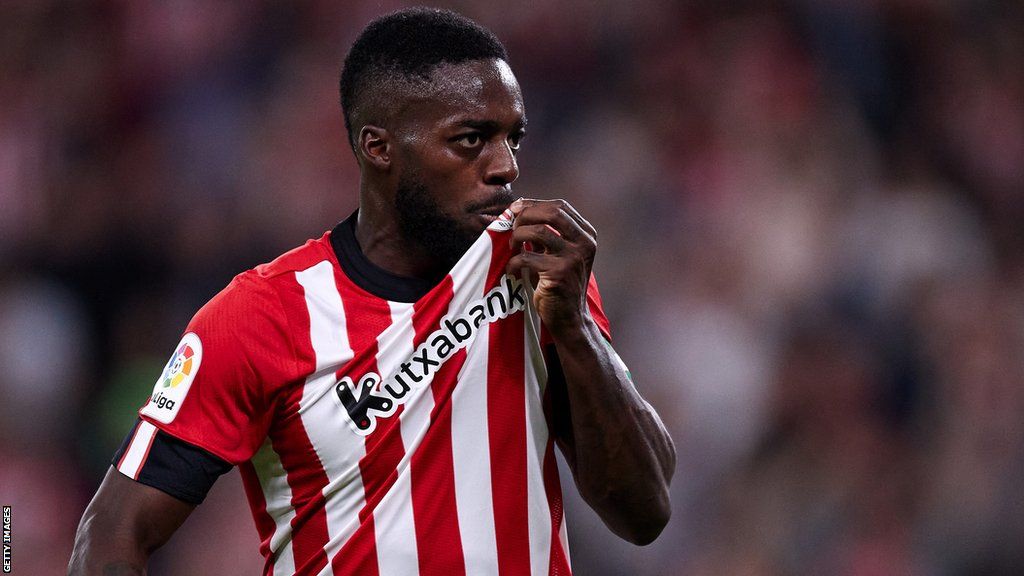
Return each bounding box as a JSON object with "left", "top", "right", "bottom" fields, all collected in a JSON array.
[{"left": 465, "top": 188, "right": 516, "bottom": 213}]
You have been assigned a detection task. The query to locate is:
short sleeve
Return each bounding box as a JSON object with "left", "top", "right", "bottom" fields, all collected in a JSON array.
[
  {"left": 138, "top": 272, "right": 294, "bottom": 465},
  {"left": 584, "top": 274, "right": 612, "bottom": 341},
  {"left": 112, "top": 418, "right": 232, "bottom": 505}
]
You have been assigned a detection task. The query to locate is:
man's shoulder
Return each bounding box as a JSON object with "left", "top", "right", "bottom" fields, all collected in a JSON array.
[
  {"left": 201, "top": 230, "right": 336, "bottom": 317},
  {"left": 251, "top": 230, "right": 336, "bottom": 282}
]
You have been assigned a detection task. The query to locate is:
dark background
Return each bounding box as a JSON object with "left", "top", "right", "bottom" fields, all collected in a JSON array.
[{"left": 2, "top": 0, "right": 1024, "bottom": 574}]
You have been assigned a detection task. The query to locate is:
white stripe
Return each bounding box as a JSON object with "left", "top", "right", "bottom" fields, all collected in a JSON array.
[
  {"left": 370, "top": 235, "right": 494, "bottom": 574},
  {"left": 296, "top": 262, "right": 354, "bottom": 416},
  {"left": 559, "top": 511, "right": 571, "bottom": 568},
  {"left": 450, "top": 243, "right": 500, "bottom": 575},
  {"left": 370, "top": 301, "right": 421, "bottom": 576},
  {"left": 117, "top": 420, "right": 157, "bottom": 480},
  {"left": 448, "top": 229, "right": 495, "bottom": 285},
  {"left": 523, "top": 285, "right": 553, "bottom": 576},
  {"left": 250, "top": 438, "right": 296, "bottom": 576},
  {"left": 295, "top": 261, "right": 367, "bottom": 575},
  {"left": 395, "top": 301, "right": 433, "bottom": 459}
]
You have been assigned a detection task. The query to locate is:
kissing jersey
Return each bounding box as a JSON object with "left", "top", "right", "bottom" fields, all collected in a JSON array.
[{"left": 114, "top": 209, "right": 612, "bottom": 576}]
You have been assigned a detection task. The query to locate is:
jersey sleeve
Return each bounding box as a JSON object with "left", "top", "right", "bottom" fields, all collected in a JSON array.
[
  {"left": 541, "top": 273, "right": 612, "bottom": 346},
  {"left": 584, "top": 273, "right": 612, "bottom": 341},
  {"left": 136, "top": 271, "right": 294, "bottom": 466},
  {"left": 112, "top": 418, "right": 232, "bottom": 505}
]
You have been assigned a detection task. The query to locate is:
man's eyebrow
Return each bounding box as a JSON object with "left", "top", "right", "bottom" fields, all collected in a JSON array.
[{"left": 453, "top": 117, "right": 528, "bottom": 131}]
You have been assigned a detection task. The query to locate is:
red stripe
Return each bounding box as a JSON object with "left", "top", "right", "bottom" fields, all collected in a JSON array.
[
  {"left": 331, "top": 270, "right": 397, "bottom": 576},
  {"left": 134, "top": 426, "right": 158, "bottom": 481},
  {"left": 271, "top": 274, "right": 332, "bottom": 575},
  {"left": 239, "top": 460, "right": 276, "bottom": 573},
  {"left": 485, "top": 232, "right": 532, "bottom": 575},
  {"left": 268, "top": 398, "right": 329, "bottom": 575},
  {"left": 585, "top": 274, "right": 612, "bottom": 341},
  {"left": 543, "top": 437, "right": 571, "bottom": 575},
  {"left": 356, "top": 279, "right": 454, "bottom": 526},
  {"left": 409, "top": 277, "right": 467, "bottom": 576}
]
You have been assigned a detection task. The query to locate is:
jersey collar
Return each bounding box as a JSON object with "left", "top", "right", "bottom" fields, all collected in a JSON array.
[{"left": 330, "top": 211, "right": 440, "bottom": 303}]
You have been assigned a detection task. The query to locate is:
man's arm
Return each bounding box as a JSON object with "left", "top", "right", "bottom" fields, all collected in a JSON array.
[
  {"left": 507, "top": 198, "right": 676, "bottom": 545},
  {"left": 68, "top": 468, "right": 195, "bottom": 575}
]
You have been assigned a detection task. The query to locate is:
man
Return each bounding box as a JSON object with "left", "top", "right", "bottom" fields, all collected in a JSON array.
[{"left": 69, "top": 8, "right": 675, "bottom": 576}]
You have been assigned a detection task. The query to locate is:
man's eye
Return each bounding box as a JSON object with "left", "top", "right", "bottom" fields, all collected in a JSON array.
[
  {"left": 508, "top": 131, "right": 525, "bottom": 150},
  {"left": 456, "top": 134, "right": 482, "bottom": 148}
]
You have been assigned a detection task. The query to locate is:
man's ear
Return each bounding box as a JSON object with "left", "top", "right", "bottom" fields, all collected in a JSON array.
[{"left": 358, "top": 125, "right": 391, "bottom": 170}]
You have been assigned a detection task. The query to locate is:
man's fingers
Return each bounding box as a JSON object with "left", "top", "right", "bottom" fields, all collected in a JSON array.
[
  {"left": 557, "top": 200, "right": 597, "bottom": 240},
  {"left": 511, "top": 199, "right": 591, "bottom": 243},
  {"left": 510, "top": 223, "right": 567, "bottom": 253},
  {"left": 509, "top": 197, "right": 535, "bottom": 214},
  {"left": 506, "top": 250, "right": 558, "bottom": 278}
]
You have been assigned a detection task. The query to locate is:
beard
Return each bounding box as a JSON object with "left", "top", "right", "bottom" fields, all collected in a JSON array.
[{"left": 394, "top": 171, "right": 485, "bottom": 272}]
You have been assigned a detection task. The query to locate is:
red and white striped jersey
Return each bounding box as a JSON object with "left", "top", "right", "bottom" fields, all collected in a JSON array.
[{"left": 122, "top": 208, "right": 612, "bottom": 576}]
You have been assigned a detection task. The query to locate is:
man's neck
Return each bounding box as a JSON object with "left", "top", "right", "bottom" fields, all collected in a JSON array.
[{"left": 354, "top": 204, "right": 448, "bottom": 282}]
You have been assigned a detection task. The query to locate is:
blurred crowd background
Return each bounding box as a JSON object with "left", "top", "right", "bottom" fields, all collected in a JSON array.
[{"left": 2, "top": 0, "right": 1023, "bottom": 574}]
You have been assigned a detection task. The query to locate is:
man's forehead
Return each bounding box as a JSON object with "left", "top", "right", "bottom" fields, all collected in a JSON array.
[
  {"left": 431, "top": 59, "right": 518, "bottom": 95},
  {"left": 403, "top": 59, "right": 524, "bottom": 123}
]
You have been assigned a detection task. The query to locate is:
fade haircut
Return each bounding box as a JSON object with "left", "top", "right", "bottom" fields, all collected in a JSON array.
[{"left": 339, "top": 7, "right": 509, "bottom": 154}]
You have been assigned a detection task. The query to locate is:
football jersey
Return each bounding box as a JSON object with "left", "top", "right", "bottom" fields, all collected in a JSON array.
[{"left": 116, "top": 208, "right": 612, "bottom": 576}]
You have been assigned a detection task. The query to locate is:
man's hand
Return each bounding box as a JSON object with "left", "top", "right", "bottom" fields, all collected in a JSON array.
[
  {"left": 504, "top": 197, "right": 675, "bottom": 546},
  {"left": 506, "top": 198, "right": 596, "bottom": 334}
]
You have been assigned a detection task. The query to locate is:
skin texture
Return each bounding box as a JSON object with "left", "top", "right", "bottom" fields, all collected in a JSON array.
[
  {"left": 68, "top": 469, "right": 194, "bottom": 575},
  {"left": 69, "top": 56, "right": 675, "bottom": 574},
  {"left": 353, "top": 59, "right": 525, "bottom": 279}
]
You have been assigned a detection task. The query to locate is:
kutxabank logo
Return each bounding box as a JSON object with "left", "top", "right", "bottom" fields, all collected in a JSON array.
[{"left": 337, "top": 274, "right": 527, "bottom": 435}]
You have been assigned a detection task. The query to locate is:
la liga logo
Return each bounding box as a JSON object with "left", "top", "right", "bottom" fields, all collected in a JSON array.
[
  {"left": 142, "top": 332, "right": 203, "bottom": 423},
  {"left": 162, "top": 341, "right": 197, "bottom": 388}
]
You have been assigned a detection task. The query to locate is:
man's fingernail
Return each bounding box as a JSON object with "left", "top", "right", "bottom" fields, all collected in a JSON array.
[{"left": 511, "top": 199, "right": 524, "bottom": 211}]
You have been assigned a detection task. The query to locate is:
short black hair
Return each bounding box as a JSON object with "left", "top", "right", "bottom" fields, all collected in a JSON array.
[{"left": 339, "top": 7, "right": 509, "bottom": 152}]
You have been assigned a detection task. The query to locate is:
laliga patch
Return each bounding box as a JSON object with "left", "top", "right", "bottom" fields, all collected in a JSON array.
[{"left": 141, "top": 332, "right": 203, "bottom": 423}]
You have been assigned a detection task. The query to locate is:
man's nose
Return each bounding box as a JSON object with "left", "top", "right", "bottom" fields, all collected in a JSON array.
[{"left": 483, "top": 141, "right": 519, "bottom": 185}]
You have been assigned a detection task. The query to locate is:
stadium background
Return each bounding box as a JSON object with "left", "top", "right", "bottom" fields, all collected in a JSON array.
[{"left": 3, "top": 0, "right": 1024, "bottom": 574}]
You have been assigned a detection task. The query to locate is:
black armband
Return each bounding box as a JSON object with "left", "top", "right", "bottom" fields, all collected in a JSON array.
[{"left": 112, "top": 418, "right": 232, "bottom": 505}]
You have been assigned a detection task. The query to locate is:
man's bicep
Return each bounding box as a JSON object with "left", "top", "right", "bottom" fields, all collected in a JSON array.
[
  {"left": 69, "top": 467, "right": 197, "bottom": 574},
  {"left": 70, "top": 420, "right": 232, "bottom": 571},
  {"left": 96, "top": 466, "right": 197, "bottom": 548}
]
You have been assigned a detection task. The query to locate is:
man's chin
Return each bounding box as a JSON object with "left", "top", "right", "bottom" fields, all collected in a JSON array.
[
  {"left": 408, "top": 221, "right": 478, "bottom": 270},
  {"left": 393, "top": 179, "right": 488, "bottom": 270}
]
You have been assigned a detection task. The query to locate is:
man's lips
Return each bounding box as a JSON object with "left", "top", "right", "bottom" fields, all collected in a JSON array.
[
  {"left": 473, "top": 207, "right": 509, "bottom": 227},
  {"left": 477, "top": 206, "right": 508, "bottom": 216},
  {"left": 472, "top": 201, "right": 513, "bottom": 222},
  {"left": 469, "top": 193, "right": 515, "bottom": 226},
  {"left": 476, "top": 212, "right": 500, "bottom": 224},
  {"left": 470, "top": 190, "right": 515, "bottom": 216}
]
